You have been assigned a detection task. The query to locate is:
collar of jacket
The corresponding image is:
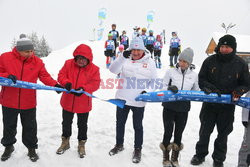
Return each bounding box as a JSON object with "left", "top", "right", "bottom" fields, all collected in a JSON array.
[
  {"left": 216, "top": 51, "right": 235, "bottom": 62},
  {"left": 12, "top": 47, "right": 34, "bottom": 63}
]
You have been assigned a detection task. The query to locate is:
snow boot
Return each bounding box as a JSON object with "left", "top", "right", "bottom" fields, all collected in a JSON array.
[
  {"left": 160, "top": 143, "right": 172, "bottom": 167},
  {"left": 132, "top": 148, "right": 141, "bottom": 163},
  {"left": 109, "top": 144, "right": 124, "bottom": 156},
  {"left": 171, "top": 143, "right": 183, "bottom": 167},
  {"left": 78, "top": 140, "right": 86, "bottom": 158},
  {"left": 28, "top": 148, "right": 39, "bottom": 162},
  {"left": 56, "top": 136, "right": 70, "bottom": 155},
  {"left": 1, "top": 145, "right": 14, "bottom": 161},
  {"left": 190, "top": 155, "right": 205, "bottom": 165},
  {"left": 213, "top": 159, "right": 224, "bottom": 167}
]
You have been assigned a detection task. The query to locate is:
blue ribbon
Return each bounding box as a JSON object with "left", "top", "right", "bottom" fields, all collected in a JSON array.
[
  {"left": 135, "top": 90, "right": 250, "bottom": 109},
  {"left": 0, "top": 77, "right": 126, "bottom": 108}
]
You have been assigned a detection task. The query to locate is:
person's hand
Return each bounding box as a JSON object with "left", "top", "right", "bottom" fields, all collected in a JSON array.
[
  {"left": 54, "top": 84, "right": 64, "bottom": 94},
  {"left": 232, "top": 90, "right": 243, "bottom": 102},
  {"left": 168, "top": 85, "right": 178, "bottom": 94},
  {"left": 140, "top": 90, "right": 147, "bottom": 94},
  {"left": 242, "top": 121, "right": 248, "bottom": 128},
  {"left": 202, "top": 87, "right": 221, "bottom": 97},
  {"left": 8, "top": 75, "right": 17, "bottom": 84},
  {"left": 123, "top": 50, "right": 131, "bottom": 58},
  {"left": 71, "top": 87, "right": 84, "bottom": 97},
  {"left": 65, "top": 82, "right": 72, "bottom": 91}
]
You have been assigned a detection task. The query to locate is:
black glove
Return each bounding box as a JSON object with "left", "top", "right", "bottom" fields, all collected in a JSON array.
[
  {"left": 242, "top": 121, "right": 248, "bottom": 128},
  {"left": 71, "top": 87, "right": 84, "bottom": 97},
  {"left": 65, "top": 82, "right": 72, "bottom": 91},
  {"left": 168, "top": 85, "right": 178, "bottom": 94},
  {"left": 8, "top": 75, "right": 17, "bottom": 84},
  {"left": 202, "top": 87, "right": 221, "bottom": 97},
  {"left": 140, "top": 90, "right": 147, "bottom": 94},
  {"left": 54, "top": 84, "right": 64, "bottom": 94},
  {"left": 123, "top": 50, "right": 131, "bottom": 58}
]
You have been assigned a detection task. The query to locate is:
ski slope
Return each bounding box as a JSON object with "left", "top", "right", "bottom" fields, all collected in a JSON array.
[{"left": 0, "top": 40, "right": 244, "bottom": 167}]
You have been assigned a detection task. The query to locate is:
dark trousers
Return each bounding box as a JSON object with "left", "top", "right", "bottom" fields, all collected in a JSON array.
[
  {"left": 146, "top": 45, "right": 154, "bottom": 58},
  {"left": 62, "top": 109, "right": 89, "bottom": 141},
  {"left": 116, "top": 105, "right": 145, "bottom": 149},
  {"left": 169, "top": 48, "right": 179, "bottom": 66},
  {"left": 162, "top": 108, "right": 188, "bottom": 147},
  {"left": 1, "top": 106, "right": 38, "bottom": 149},
  {"left": 195, "top": 103, "right": 234, "bottom": 162}
]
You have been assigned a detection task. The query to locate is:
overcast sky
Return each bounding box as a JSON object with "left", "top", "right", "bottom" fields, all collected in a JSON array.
[{"left": 0, "top": 0, "right": 250, "bottom": 63}]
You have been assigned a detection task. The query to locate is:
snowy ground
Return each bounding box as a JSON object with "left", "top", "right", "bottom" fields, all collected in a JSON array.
[{"left": 0, "top": 40, "right": 244, "bottom": 167}]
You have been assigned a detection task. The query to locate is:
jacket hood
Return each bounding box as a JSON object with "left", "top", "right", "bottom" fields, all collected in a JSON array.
[{"left": 73, "top": 44, "right": 93, "bottom": 63}]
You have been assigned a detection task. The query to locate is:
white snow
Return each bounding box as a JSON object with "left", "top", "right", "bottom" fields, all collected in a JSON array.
[{"left": 0, "top": 40, "right": 244, "bottom": 167}]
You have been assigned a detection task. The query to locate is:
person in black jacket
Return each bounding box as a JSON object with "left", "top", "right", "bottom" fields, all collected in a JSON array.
[{"left": 190, "top": 34, "right": 250, "bottom": 167}]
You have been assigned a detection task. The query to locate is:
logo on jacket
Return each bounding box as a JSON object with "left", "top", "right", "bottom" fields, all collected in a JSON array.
[{"left": 143, "top": 63, "right": 148, "bottom": 68}]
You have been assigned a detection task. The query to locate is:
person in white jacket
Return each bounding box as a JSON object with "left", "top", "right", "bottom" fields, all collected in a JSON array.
[
  {"left": 238, "top": 91, "right": 250, "bottom": 167},
  {"left": 108, "top": 37, "right": 157, "bottom": 163},
  {"left": 159, "top": 47, "right": 199, "bottom": 167}
]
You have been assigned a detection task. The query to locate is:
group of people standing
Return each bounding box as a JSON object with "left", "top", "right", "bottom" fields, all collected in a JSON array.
[
  {"left": 104, "top": 24, "right": 164, "bottom": 69},
  {"left": 0, "top": 32, "right": 250, "bottom": 167}
]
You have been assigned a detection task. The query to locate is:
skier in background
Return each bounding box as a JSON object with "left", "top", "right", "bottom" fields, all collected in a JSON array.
[
  {"left": 109, "top": 24, "right": 119, "bottom": 52},
  {"left": 104, "top": 33, "right": 115, "bottom": 68},
  {"left": 141, "top": 27, "right": 148, "bottom": 45},
  {"left": 153, "top": 34, "right": 163, "bottom": 68},
  {"left": 132, "top": 26, "right": 140, "bottom": 39},
  {"left": 145, "top": 30, "right": 156, "bottom": 58},
  {"left": 160, "top": 47, "right": 199, "bottom": 167},
  {"left": 169, "top": 32, "right": 181, "bottom": 67},
  {"left": 119, "top": 30, "right": 129, "bottom": 50}
]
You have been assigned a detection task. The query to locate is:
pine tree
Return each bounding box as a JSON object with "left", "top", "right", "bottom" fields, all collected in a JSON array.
[{"left": 38, "top": 36, "right": 51, "bottom": 57}]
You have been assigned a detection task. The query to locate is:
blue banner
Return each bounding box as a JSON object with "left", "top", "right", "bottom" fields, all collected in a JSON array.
[
  {"left": 135, "top": 90, "right": 250, "bottom": 109},
  {"left": 0, "top": 77, "right": 126, "bottom": 108}
]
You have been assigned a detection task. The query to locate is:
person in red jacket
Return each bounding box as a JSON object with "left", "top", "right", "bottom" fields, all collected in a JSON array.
[
  {"left": 0, "top": 34, "right": 61, "bottom": 162},
  {"left": 56, "top": 44, "right": 100, "bottom": 158}
]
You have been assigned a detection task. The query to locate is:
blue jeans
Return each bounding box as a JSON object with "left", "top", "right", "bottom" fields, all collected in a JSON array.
[{"left": 116, "top": 105, "right": 145, "bottom": 149}]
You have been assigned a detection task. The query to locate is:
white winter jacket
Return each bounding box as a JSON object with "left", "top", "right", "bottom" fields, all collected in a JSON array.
[
  {"left": 242, "top": 92, "right": 250, "bottom": 122},
  {"left": 162, "top": 65, "right": 199, "bottom": 91},
  {"left": 109, "top": 51, "right": 157, "bottom": 107}
]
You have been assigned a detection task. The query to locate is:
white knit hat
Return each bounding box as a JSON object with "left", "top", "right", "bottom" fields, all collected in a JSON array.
[{"left": 129, "top": 37, "right": 145, "bottom": 51}]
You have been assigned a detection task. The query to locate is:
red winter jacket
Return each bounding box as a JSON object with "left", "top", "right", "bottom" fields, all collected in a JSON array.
[
  {"left": 58, "top": 44, "right": 100, "bottom": 113},
  {"left": 0, "top": 47, "right": 57, "bottom": 109}
]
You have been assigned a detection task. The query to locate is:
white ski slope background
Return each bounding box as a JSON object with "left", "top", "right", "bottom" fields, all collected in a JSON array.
[{"left": 0, "top": 40, "right": 245, "bottom": 167}]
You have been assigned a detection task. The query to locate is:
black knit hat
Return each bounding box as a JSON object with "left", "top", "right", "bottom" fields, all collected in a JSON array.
[{"left": 217, "top": 34, "right": 237, "bottom": 52}]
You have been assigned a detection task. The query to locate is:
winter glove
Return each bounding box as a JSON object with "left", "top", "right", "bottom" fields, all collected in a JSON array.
[
  {"left": 71, "top": 87, "right": 84, "bottom": 97},
  {"left": 232, "top": 90, "right": 243, "bottom": 102},
  {"left": 168, "top": 85, "right": 178, "bottom": 94},
  {"left": 8, "top": 75, "right": 17, "bottom": 84},
  {"left": 202, "top": 87, "right": 221, "bottom": 97},
  {"left": 65, "top": 82, "right": 72, "bottom": 91},
  {"left": 242, "top": 121, "right": 248, "bottom": 128},
  {"left": 140, "top": 90, "right": 147, "bottom": 94},
  {"left": 123, "top": 50, "right": 131, "bottom": 58},
  {"left": 54, "top": 84, "right": 64, "bottom": 94}
]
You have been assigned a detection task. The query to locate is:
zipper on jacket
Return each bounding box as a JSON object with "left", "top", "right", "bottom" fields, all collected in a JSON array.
[
  {"left": 71, "top": 67, "right": 81, "bottom": 112},
  {"left": 181, "top": 71, "right": 185, "bottom": 90},
  {"left": 18, "top": 60, "right": 26, "bottom": 109}
]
